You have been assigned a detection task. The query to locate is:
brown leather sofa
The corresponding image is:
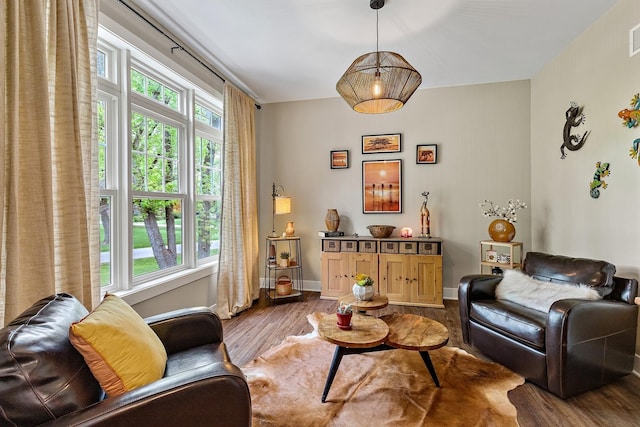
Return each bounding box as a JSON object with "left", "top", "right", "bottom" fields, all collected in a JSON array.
[
  {"left": 0, "top": 293, "right": 251, "bottom": 426},
  {"left": 459, "top": 252, "right": 638, "bottom": 399}
]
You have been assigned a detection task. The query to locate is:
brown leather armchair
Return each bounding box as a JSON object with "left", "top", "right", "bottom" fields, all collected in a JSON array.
[
  {"left": 459, "top": 252, "right": 638, "bottom": 398},
  {"left": 0, "top": 293, "right": 251, "bottom": 426}
]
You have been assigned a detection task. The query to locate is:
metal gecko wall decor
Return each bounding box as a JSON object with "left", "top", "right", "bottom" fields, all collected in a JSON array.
[
  {"left": 618, "top": 93, "right": 640, "bottom": 167},
  {"left": 561, "top": 101, "right": 589, "bottom": 159},
  {"left": 618, "top": 93, "right": 640, "bottom": 128},
  {"left": 589, "top": 162, "right": 610, "bottom": 199}
]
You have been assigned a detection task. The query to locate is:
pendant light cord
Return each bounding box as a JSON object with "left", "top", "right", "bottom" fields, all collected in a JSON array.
[{"left": 375, "top": 9, "right": 380, "bottom": 69}]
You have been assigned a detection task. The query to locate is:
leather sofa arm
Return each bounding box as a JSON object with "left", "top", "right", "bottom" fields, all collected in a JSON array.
[
  {"left": 458, "top": 275, "right": 502, "bottom": 343},
  {"left": 609, "top": 276, "right": 638, "bottom": 305},
  {"left": 145, "top": 307, "right": 224, "bottom": 355},
  {"left": 546, "top": 299, "right": 638, "bottom": 398},
  {"left": 43, "top": 362, "right": 251, "bottom": 427},
  {"left": 458, "top": 274, "right": 502, "bottom": 303}
]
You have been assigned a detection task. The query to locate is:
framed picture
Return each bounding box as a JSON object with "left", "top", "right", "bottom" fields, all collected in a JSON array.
[
  {"left": 330, "top": 150, "right": 349, "bottom": 169},
  {"left": 362, "top": 159, "right": 402, "bottom": 213},
  {"left": 416, "top": 144, "right": 437, "bottom": 164},
  {"left": 362, "top": 133, "right": 401, "bottom": 154}
]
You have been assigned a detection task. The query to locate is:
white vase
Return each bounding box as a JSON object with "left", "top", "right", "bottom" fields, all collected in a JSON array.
[{"left": 352, "top": 284, "right": 375, "bottom": 301}]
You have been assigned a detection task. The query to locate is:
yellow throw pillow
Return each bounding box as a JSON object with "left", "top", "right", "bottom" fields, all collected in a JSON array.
[{"left": 69, "top": 293, "right": 167, "bottom": 396}]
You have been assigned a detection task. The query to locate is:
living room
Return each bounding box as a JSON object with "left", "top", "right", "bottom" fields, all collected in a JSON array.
[
  {"left": 1, "top": 0, "right": 640, "bottom": 425},
  {"left": 118, "top": 0, "right": 640, "bottom": 368}
]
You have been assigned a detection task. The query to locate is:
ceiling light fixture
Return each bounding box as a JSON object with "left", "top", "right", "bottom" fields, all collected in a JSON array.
[{"left": 336, "top": 0, "right": 422, "bottom": 114}]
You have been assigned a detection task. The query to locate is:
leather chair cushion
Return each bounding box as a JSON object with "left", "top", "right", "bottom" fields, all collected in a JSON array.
[
  {"left": 523, "top": 252, "right": 615, "bottom": 297},
  {"left": 0, "top": 294, "right": 103, "bottom": 427},
  {"left": 470, "top": 300, "right": 548, "bottom": 350}
]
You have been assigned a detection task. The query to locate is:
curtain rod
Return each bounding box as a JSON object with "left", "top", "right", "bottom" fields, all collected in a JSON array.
[{"left": 116, "top": 0, "right": 261, "bottom": 109}]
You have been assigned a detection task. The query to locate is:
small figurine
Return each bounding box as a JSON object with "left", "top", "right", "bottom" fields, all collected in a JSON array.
[{"left": 420, "top": 191, "right": 431, "bottom": 238}]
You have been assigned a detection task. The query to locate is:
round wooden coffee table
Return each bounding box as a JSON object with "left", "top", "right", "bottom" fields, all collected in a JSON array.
[
  {"left": 337, "top": 293, "right": 389, "bottom": 313},
  {"left": 380, "top": 313, "right": 449, "bottom": 387},
  {"left": 318, "top": 312, "right": 449, "bottom": 402},
  {"left": 318, "top": 314, "right": 389, "bottom": 402}
]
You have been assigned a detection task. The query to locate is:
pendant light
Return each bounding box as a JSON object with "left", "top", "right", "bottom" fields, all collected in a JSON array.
[{"left": 336, "top": 0, "right": 422, "bottom": 114}]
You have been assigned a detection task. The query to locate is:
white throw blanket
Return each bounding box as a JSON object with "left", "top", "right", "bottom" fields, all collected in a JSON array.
[{"left": 495, "top": 269, "right": 601, "bottom": 312}]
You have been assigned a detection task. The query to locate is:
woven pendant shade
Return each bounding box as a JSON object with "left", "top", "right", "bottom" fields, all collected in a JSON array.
[{"left": 336, "top": 51, "right": 422, "bottom": 113}]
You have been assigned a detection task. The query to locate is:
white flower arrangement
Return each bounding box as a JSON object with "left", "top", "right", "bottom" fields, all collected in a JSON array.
[{"left": 479, "top": 199, "right": 527, "bottom": 224}]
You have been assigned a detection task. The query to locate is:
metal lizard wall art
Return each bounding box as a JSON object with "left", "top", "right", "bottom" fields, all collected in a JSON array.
[
  {"left": 629, "top": 138, "right": 640, "bottom": 166},
  {"left": 561, "top": 101, "right": 589, "bottom": 159},
  {"left": 618, "top": 93, "right": 640, "bottom": 128},
  {"left": 589, "top": 162, "right": 610, "bottom": 199}
]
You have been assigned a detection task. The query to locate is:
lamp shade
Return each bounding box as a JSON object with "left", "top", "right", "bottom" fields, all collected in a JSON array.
[
  {"left": 336, "top": 51, "right": 422, "bottom": 114},
  {"left": 274, "top": 196, "right": 291, "bottom": 215}
]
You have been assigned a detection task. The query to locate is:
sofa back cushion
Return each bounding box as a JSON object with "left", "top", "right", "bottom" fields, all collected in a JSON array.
[
  {"left": 522, "top": 252, "right": 615, "bottom": 297},
  {"left": 0, "top": 293, "right": 102, "bottom": 427}
]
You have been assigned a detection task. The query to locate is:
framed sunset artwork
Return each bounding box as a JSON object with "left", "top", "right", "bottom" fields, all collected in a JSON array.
[{"left": 362, "top": 159, "right": 402, "bottom": 213}]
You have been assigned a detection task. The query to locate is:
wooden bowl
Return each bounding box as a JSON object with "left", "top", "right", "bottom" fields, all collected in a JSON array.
[{"left": 367, "top": 225, "right": 395, "bottom": 238}]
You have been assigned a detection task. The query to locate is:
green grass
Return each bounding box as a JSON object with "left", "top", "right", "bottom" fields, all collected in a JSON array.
[
  {"left": 99, "top": 219, "right": 219, "bottom": 286},
  {"left": 100, "top": 250, "right": 219, "bottom": 286}
]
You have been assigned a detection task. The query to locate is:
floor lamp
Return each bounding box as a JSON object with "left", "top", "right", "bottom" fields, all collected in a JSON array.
[{"left": 271, "top": 183, "right": 291, "bottom": 237}]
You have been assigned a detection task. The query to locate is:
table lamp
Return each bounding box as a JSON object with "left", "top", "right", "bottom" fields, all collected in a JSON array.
[{"left": 271, "top": 182, "right": 291, "bottom": 237}]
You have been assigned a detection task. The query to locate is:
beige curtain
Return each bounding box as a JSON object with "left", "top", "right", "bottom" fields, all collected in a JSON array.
[
  {"left": 217, "top": 83, "right": 259, "bottom": 319},
  {"left": 0, "top": 0, "right": 99, "bottom": 326}
]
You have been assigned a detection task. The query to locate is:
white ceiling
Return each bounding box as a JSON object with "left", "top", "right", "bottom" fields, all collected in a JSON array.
[{"left": 130, "top": 0, "right": 618, "bottom": 105}]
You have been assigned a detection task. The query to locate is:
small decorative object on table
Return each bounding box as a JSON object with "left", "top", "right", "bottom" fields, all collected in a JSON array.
[
  {"left": 285, "top": 221, "right": 295, "bottom": 236},
  {"left": 497, "top": 254, "right": 511, "bottom": 264},
  {"left": 400, "top": 227, "right": 413, "bottom": 238},
  {"left": 479, "top": 199, "right": 527, "bottom": 242},
  {"left": 279, "top": 251, "right": 290, "bottom": 267},
  {"left": 420, "top": 191, "right": 431, "bottom": 237},
  {"left": 352, "top": 272, "right": 375, "bottom": 301},
  {"left": 336, "top": 302, "right": 353, "bottom": 330},
  {"left": 486, "top": 250, "right": 497, "bottom": 262},
  {"left": 325, "top": 209, "right": 340, "bottom": 232},
  {"left": 367, "top": 225, "right": 395, "bottom": 238}
]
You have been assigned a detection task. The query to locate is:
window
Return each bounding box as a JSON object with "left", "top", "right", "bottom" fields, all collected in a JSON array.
[{"left": 98, "top": 27, "right": 223, "bottom": 292}]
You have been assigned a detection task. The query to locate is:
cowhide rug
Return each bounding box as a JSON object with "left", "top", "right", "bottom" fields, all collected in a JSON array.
[{"left": 242, "top": 312, "right": 524, "bottom": 426}]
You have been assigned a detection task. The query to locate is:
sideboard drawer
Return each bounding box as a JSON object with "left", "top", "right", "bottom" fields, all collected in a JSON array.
[
  {"left": 380, "top": 241, "right": 399, "bottom": 254},
  {"left": 340, "top": 240, "right": 358, "bottom": 252},
  {"left": 419, "top": 242, "right": 440, "bottom": 255},
  {"left": 322, "top": 240, "right": 340, "bottom": 252},
  {"left": 399, "top": 241, "right": 418, "bottom": 254},
  {"left": 358, "top": 240, "right": 377, "bottom": 253}
]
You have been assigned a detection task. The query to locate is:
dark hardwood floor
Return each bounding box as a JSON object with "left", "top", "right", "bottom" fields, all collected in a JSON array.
[{"left": 221, "top": 291, "right": 640, "bottom": 427}]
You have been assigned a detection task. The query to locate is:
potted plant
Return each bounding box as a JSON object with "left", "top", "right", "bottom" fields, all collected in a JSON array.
[
  {"left": 352, "top": 272, "right": 375, "bottom": 301},
  {"left": 336, "top": 302, "right": 352, "bottom": 330},
  {"left": 279, "top": 251, "right": 290, "bottom": 267}
]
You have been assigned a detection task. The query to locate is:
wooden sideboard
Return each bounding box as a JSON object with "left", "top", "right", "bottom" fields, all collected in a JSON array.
[{"left": 320, "top": 237, "right": 444, "bottom": 308}]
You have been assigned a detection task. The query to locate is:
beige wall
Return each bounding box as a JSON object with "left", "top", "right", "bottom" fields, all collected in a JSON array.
[
  {"left": 129, "top": 276, "right": 211, "bottom": 318},
  {"left": 530, "top": 0, "right": 640, "bottom": 361},
  {"left": 257, "top": 80, "right": 531, "bottom": 298}
]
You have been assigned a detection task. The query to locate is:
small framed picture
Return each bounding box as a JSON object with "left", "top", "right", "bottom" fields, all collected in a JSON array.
[
  {"left": 416, "top": 144, "right": 437, "bottom": 164},
  {"left": 362, "top": 133, "right": 401, "bottom": 154},
  {"left": 486, "top": 250, "right": 497, "bottom": 262},
  {"left": 330, "top": 150, "right": 349, "bottom": 169}
]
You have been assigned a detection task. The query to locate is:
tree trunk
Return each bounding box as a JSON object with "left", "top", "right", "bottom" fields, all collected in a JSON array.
[
  {"left": 143, "top": 211, "right": 176, "bottom": 269},
  {"left": 100, "top": 200, "right": 110, "bottom": 245},
  {"left": 197, "top": 201, "right": 211, "bottom": 259},
  {"left": 165, "top": 205, "right": 177, "bottom": 256}
]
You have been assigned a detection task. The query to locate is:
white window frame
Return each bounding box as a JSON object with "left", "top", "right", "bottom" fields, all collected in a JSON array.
[{"left": 98, "top": 25, "right": 222, "bottom": 297}]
